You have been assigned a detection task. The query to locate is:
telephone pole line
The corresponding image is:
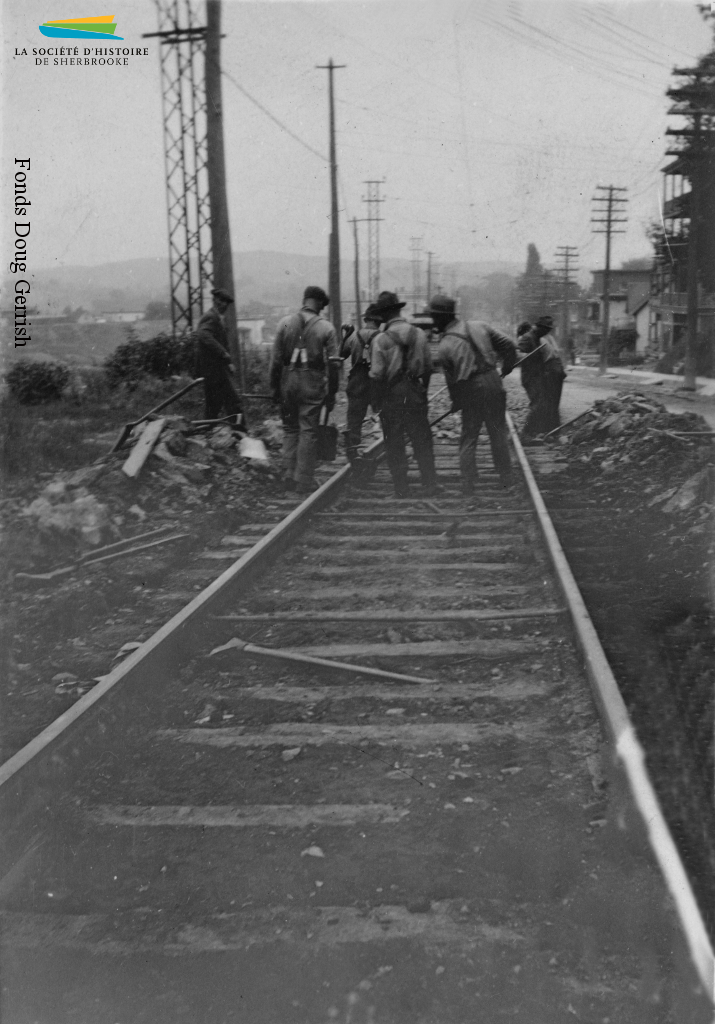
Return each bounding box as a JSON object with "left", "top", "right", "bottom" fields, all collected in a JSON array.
[
  {"left": 592, "top": 185, "right": 628, "bottom": 374},
  {"left": 410, "top": 236, "right": 424, "bottom": 312},
  {"left": 426, "top": 251, "right": 435, "bottom": 300},
  {"left": 205, "top": 1, "right": 241, "bottom": 383},
  {"left": 316, "top": 59, "right": 345, "bottom": 331},
  {"left": 555, "top": 246, "right": 579, "bottom": 358},
  {"left": 350, "top": 217, "right": 368, "bottom": 324},
  {"left": 363, "top": 179, "right": 385, "bottom": 299}
]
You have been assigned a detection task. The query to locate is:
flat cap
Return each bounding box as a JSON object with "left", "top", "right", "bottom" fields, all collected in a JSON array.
[
  {"left": 303, "top": 285, "right": 330, "bottom": 307},
  {"left": 427, "top": 294, "right": 456, "bottom": 317},
  {"left": 212, "top": 287, "right": 235, "bottom": 304},
  {"left": 536, "top": 315, "right": 554, "bottom": 328}
]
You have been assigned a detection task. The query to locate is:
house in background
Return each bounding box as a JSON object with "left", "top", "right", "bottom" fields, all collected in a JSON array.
[{"left": 236, "top": 317, "right": 266, "bottom": 348}]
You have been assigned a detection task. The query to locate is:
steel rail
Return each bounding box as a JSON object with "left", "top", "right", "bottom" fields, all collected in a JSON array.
[
  {"left": 0, "top": 438, "right": 382, "bottom": 877},
  {"left": 506, "top": 412, "right": 715, "bottom": 1000}
]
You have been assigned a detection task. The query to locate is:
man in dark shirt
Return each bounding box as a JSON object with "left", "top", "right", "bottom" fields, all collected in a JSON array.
[
  {"left": 194, "top": 288, "right": 243, "bottom": 423},
  {"left": 369, "top": 291, "right": 439, "bottom": 498},
  {"left": 341, "top": 304, "right": 381, "bottom": 462},
  {"left": 270, "top": 286, "right": 340, "bottom": 494},
  {"left": 518, "top": 314, "right": 566, "bottom": 441},
  {"left": 429, "top": 295, "right": 517, "bottom": 494}
]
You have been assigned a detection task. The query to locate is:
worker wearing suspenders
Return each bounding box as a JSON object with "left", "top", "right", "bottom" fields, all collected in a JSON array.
[{"left": 270, "top": 286, "right": 340, "bottom": 494}]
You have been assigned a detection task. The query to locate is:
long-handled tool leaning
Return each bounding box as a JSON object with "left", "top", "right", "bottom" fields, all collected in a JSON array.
[
  {"left": 209, "top": 637, "right": 437, "bottom": 684},
  {"left": 110, "top": 378, "right": 205, "bottom": 452}
]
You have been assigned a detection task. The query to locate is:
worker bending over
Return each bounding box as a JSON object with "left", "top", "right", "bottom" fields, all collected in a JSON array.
[
  {"left": 429, "top": 295, "right": 517, "bottom": 494},
  {"left": 341, "top": 304, "right": 382, "bottom": 462},
  {"left": 518, "top": 314, "right": 566, "bottom": 441}
]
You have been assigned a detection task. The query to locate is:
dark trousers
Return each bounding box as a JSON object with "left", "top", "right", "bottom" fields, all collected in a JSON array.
[
  {"left": 522, "top": 366, "right": 565, "bottom": 437},
  {"left": 203, "top": 367, "right": 242, "bottom": 421},
  {"left": 453, "top": 371, "right": 511, "bottom": 483},
  {"left": 280, "top": 366, "right": 327, "bottom": 487},
  {"left": 380, "top": 378, "right": 436, "bottom": 493},
  {"left": 345, "top": 365, "right": 371, "bottom": 454}
]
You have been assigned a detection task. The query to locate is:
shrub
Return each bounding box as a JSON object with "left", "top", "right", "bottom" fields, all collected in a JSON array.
[
  {"left": 242, "top": 346, "right": 271, "bottom": 394},
  {"left": 5, "top": 360, "right": 70, "bottom": 404},
  {"left": 103, "top": 331, "right": 194, "bottom": 389}
]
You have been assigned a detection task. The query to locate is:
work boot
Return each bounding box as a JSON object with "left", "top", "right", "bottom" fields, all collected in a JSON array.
[
  {"left": 499, "top": 473, "right": 514, "bottom": 490},
  {"left": 421, "top": 482, "right": 444, "bottom": 498},
  {"left": 461, "top": 481, "right": 476, "bottom": 497},
  {"left": 296, "top": 479, "right": 319, "bottom": 496}
]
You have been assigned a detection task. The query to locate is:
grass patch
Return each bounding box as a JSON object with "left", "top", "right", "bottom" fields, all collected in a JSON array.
[{"left": 0, "top": 372, "right": 204, "bottom": 486}]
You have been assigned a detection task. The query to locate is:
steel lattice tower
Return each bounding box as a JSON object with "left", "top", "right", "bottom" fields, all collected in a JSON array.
[
  {"left": 149, "top": 1, "right": 212, "bottom": 339},
  {"left": 363, "top": 180, "right": 384, "bottom": 300}
]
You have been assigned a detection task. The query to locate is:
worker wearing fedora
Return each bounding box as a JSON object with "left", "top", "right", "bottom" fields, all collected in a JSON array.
[
  {"left": 341, "top": 304, "right": 382, "bottom": 462},
  {"left": 270, "top": 286, "right": 340, "bottom": 494},
  {"left": 369, "top": 291, "right": 439, "bottom": 498},
  {"left": 518, "top": 314, "right": 566, "bottom": 440},
  {"left": 428, "top": 294, "right": 517, "bottom": 494},
  {"left": 194, "top": 288, "right": 244, "bottom": 424}
]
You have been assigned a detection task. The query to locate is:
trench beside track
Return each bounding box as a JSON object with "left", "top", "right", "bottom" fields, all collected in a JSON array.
[{"left": 0, "top": 406, "right": 713, "bottom": 1023}]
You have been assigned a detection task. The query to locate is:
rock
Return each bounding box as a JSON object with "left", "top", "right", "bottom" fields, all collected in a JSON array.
[
  {"left": 182, "top": 464, "right": 212, "bottom": 485},
  {"left": 300, "top": 845, "right": 325, "bottom": 858},
  {"left": 662, "top": 469, "right": 714, "bottom": 514},
  {"left": 164, "top": 431, "right": 190, "bottom": 457},
  {"left": 51, "top": 672, "right": 77, "bottom": 684},
  {"left": 209, "top": 426, "right": 236, "bottom": 451},
  {"left": 281, "top": 747, "right": 301, "bottom": 762}
]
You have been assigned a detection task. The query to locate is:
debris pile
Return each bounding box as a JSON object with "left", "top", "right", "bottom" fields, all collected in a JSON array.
[
  {"left": 12, "top": 415, "right": 280, "bottom": 575},
  {"left": 553, "top": 392, "right": 714, "bottom": 537}
]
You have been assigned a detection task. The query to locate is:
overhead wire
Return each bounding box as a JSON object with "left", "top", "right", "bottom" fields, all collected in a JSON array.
[{"left": 221, "top": 67, "right": 328, "bottom": 164}]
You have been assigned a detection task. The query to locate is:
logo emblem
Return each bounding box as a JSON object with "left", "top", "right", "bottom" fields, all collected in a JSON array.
[{"left": 39, "top": 16, "right": 123, "bottom": 40}]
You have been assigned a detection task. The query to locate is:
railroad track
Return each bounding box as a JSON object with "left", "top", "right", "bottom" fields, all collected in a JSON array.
[{"left": 0, "top": 399, "right": 713, "bottom": 1023}]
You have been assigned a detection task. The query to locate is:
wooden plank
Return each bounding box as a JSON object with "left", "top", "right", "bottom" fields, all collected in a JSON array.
[
  {"left": 88, "top": 804, "right": 410, "bottom": 828},
  {"left": 275, "top": 639, "right": 541, "bottom": 659},
  {"left": 121, "top": 418, "right": 166, "bottom": 478},
  {"left": 215, "top": 607, "right": 563, "bottom": 623}
]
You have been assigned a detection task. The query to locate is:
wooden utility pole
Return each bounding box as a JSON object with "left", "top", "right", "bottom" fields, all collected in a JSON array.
[
  {"left": 555, "top": 246, "right": 578, "bottom": 359},
  {"left": 205, "top": 1, "right": 242, "bottom": 385},
  {"left": 317, "top": 59, "right": 345, "bottom": 332},
  {"left": 592, "top": 185, "right": 627, "bottom": 375},
  {"left": 426, "top": 251, "right": 435, "bottom": 300},
  {"left": 351, "top": 217, "right": 362, "bottom": 323}
]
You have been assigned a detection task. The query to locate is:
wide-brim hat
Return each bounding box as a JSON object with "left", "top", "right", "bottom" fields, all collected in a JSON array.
[
  {"left": 372, "top": 291, "right": 406, "bottom": 314},
  {"left": 212, "top": 287, "right": 234, "bottom": 304},
  {"left": 363, "top": 303, "right": 381, "bottom": 321},
  {"left": 427, "top": 294, "right": 456, "bottom": 317}
]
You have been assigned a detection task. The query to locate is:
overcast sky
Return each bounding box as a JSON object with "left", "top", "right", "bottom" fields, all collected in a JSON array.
[{"left": 2, "top": 0, "right": 711, "bottom": 283}]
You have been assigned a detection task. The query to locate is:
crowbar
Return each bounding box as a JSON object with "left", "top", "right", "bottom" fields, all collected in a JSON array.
[{"left": 209, "top": 637, "right": 436, "bottom": 684}]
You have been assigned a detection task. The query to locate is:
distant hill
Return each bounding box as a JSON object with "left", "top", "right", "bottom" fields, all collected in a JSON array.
[{"left": 4, "top": 252, "right": 522, "bottom": 316}]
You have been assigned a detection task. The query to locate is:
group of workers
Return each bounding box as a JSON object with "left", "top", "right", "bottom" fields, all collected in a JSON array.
[{"left": 193, "top": 283, "right": 566, "bottom": 498}]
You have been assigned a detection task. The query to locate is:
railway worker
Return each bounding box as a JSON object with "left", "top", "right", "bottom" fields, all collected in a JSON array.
[
  {"left": 428, "top": 294, "right": 518, "bottom": 494},
  {"left": 518, "top": 314, "right": 567, "bottom": 442},
  {"left": 270, "top": 285, "right": 341, "bottom": 494},
  {"left": 369, "top": 290, "right": 440, "bottom": 498},
  {"left": 341, "top": 303, "right": 382, "bottom": 462},
  {"left": 194, "top": 288, "right": 244, "bottom": 424}
]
